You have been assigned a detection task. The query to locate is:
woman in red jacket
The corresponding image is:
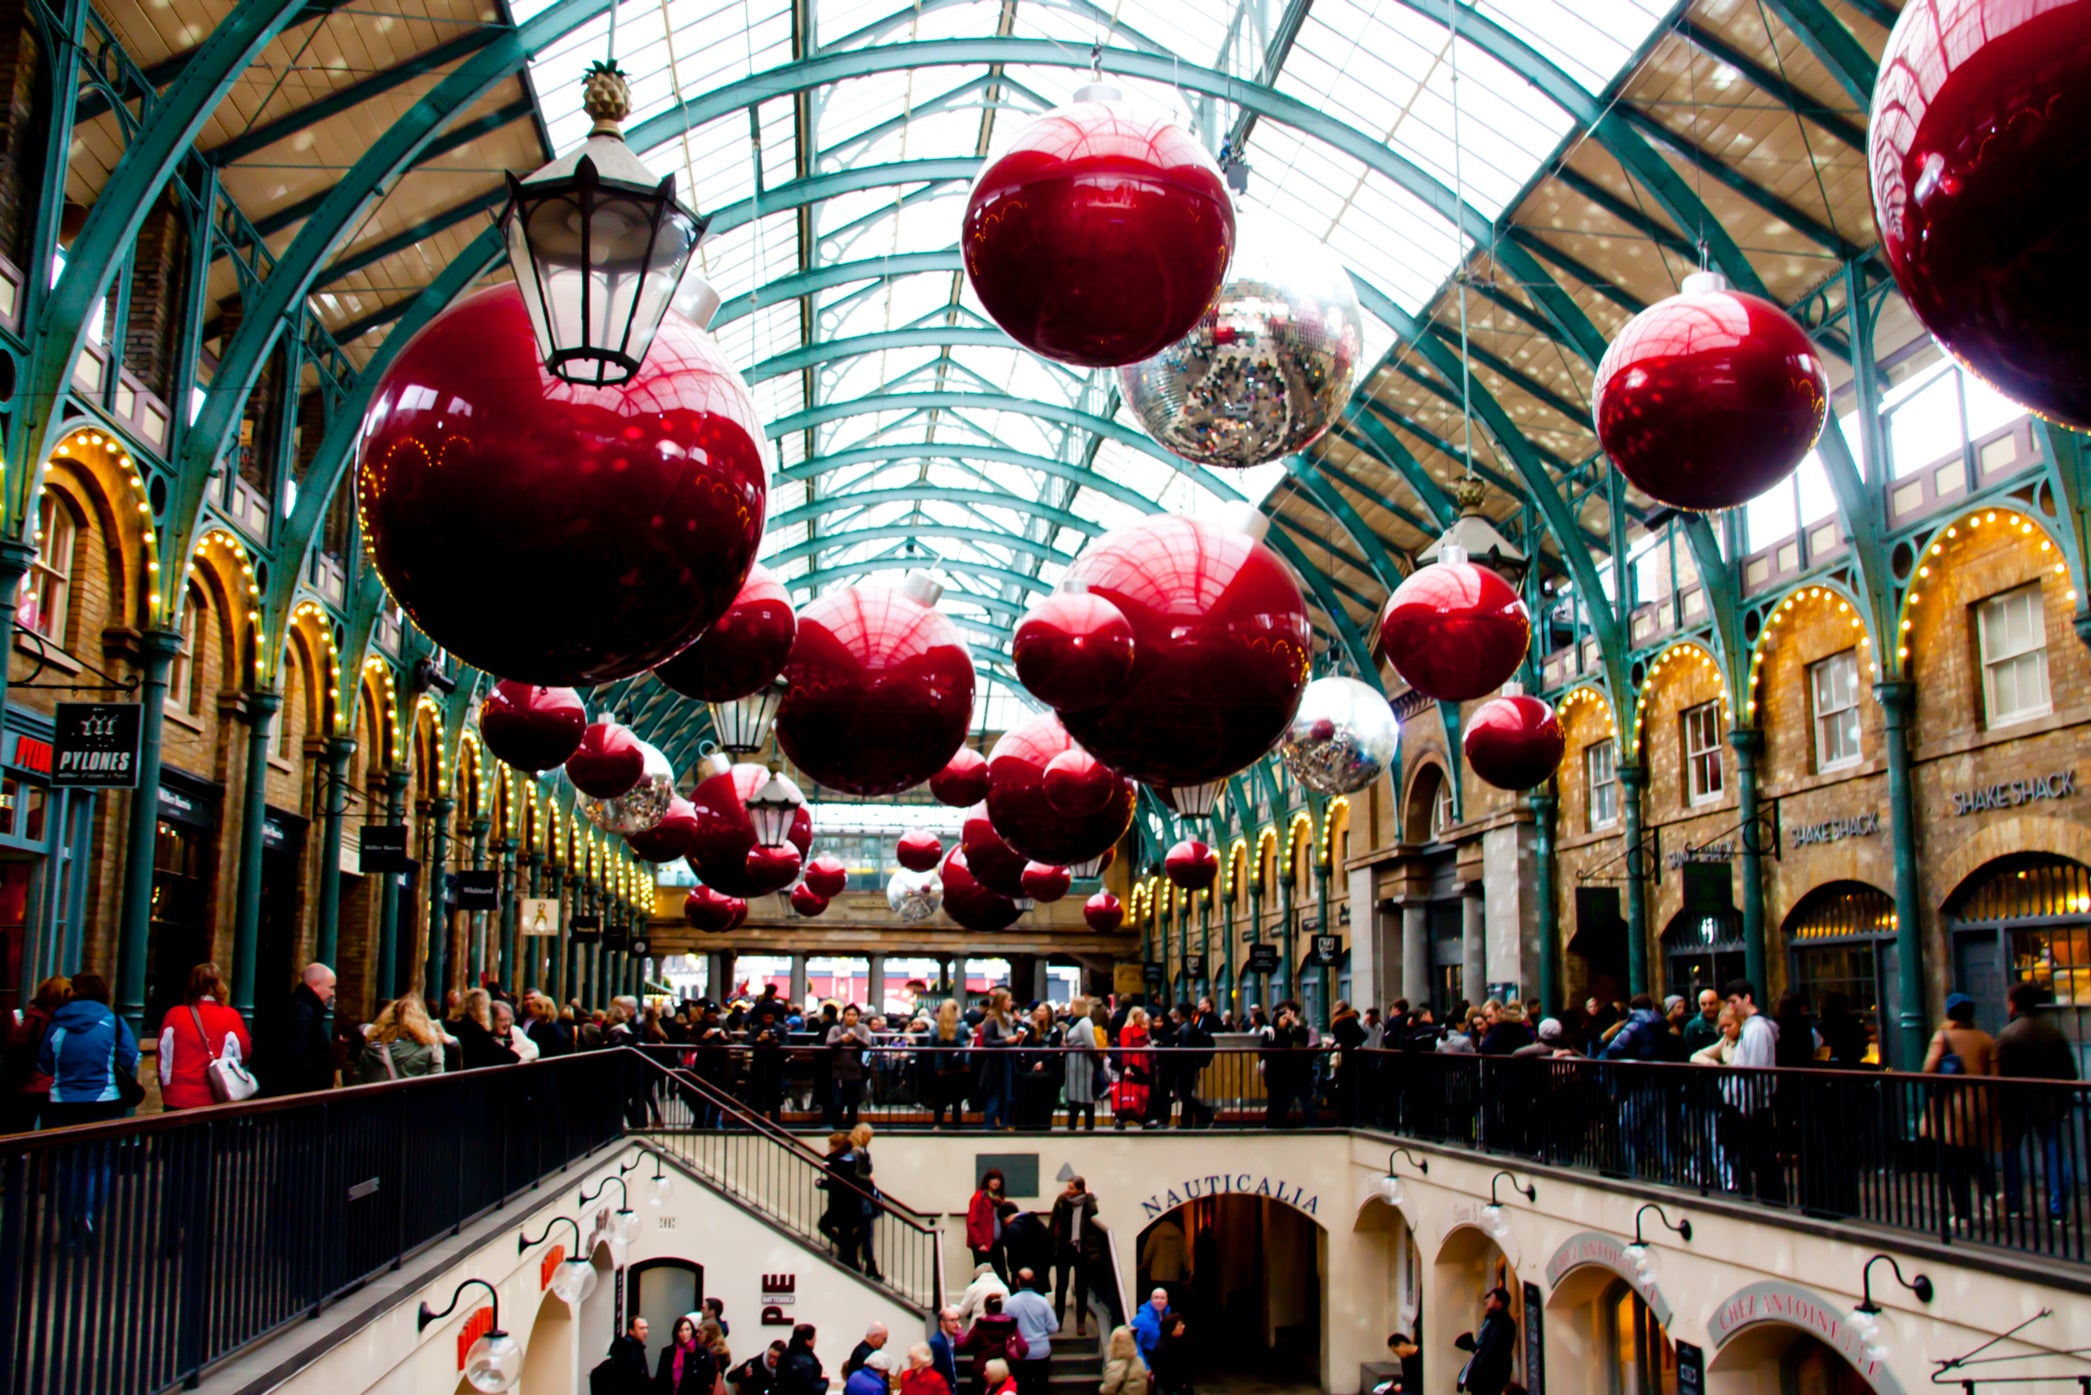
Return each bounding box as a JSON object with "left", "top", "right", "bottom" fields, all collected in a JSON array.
[
  {"left": 157, "top": 963, "right": 252, "bottom": 1110},
  {"left": 965, "top": 1167, "right": 1007, "bottom": 1277}
]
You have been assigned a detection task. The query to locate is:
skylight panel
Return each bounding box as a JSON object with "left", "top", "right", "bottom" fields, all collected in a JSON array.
[{"left": 1480, "top": 0, "right": 1665, "bottom": 93}]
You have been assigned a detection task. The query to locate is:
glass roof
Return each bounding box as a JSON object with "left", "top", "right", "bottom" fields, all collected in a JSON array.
[{"left": 512, "top": 0, "right": 1676, "bottom": 672}]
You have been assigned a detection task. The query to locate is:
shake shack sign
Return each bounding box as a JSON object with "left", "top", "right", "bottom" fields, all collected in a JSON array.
[
  {"left": 1951, "top": 769, "right": 2076, "bottom": 816},
  {"left": 52, "top": 703, "right": 143, "bottom": 787}
]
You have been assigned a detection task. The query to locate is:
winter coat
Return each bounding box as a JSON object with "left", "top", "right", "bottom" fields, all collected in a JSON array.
[
  {"left": 1064, "top": 1017, "right": 1100, "bottom": 1104},
  {"left": 528, "top": 1017, "right": 575, "bottom": 1057},
  {"left": 1477, "top": 1021, "right": 1534, "bottom": 1056},
  {"left": 1132, "top": 1305, "right": 1170, "bottom": 1363},
  {"left": 452, "top": 1016, "right": 520, "bottom": 1070},
  {"left": 774, "top": 1346, "right": 827, "bottom": 1395},
  {"left": 957, "top": 1315, "right": 1022, "bottom": 1383},
  {"left": 269, "top": 983, "right": 335, "bottom": 1095},
  {"left": 355, "top": 1034, "right": 445, "bottom": 1082},
  {"left": 40, "top": 999, "right": 139, "bottom": 1104},
  {"left": 660, "top": 1343, "right": 721, "bottom": 1395},
  {"left": 1601, "top": 1009, "right": 1670, "bottom": 1062},
  {"left": 966, "top": 1189, "right": 1004, "bottom": 1251},
  {"left": 1099, "top": 1355, "right": 1150, "bottom": 1395},
  {"left": 156, "top": 1000, "right": 253, "bottom": 1110}
]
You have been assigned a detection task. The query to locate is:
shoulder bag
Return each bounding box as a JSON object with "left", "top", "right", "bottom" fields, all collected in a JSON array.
[{"left": 192, "top": 1006, "right": 260, "bottom": 1102}]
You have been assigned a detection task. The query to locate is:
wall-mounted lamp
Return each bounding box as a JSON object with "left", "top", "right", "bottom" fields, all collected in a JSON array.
[
  {"left": 1623, "top": 1203, "right": 1691, "bottom": 1286},
  {"left": 619, "top": 1145, "right": 677, "bottom": 1208},
  {"left": 1482, "top": 1170, "right": 1535, "bottom": 1239},
  {"left": 1378, "top": 1148, "right": 1430, "bottom": 1208},
  {"left": 1849, "top": 1254, "right": 1932, "bottom": 1363},
  {"left": 418, "top": 1277, "right": 521, "bottom": 1392},
  {"left": 518, "top": 1215, "right": 598, "bottom": 1304},
  {"left": 580, "top": 1173, "right": 642, "bottom": 1247}
]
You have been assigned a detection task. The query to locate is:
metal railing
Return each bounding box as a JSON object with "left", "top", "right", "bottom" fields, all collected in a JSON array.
[
  {"left": 635, "top": 1054, "right": 944, "bottom": 1313},
  {"left": 0, "top": 1051, "right": 627, "bottom": 1395}
]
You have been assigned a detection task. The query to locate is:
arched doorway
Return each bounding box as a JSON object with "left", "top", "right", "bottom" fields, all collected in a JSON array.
[
  {"left": 519, "top": 1289, "right": 576, "bottom": 1394},
  {"left": 1948, "top": 854, "right": 2091, "bottom": 1063},
  {"left": 1354, "top": 1196, "right": 1424, "bottom": 1395},
  {"left": 1429, "top": 1226, "right": 1523, "bottom": 1395},
  {"left": 1543, "top": 1233, "right": 1678, "bottom": 1395},
  {"left": 1784, "top": 882, "right": 1895, "bottom": 1066},
  {"left": 1661, "top": 903, "right": 1744, "bottom": 1003},
  {"left": 1135, "top": 1193, "right": 1325, "bottom": 1391},
  {"left": 1705, "top": 1280, "right": 1903, "bottom": 1395},
  {"left": 628, "top": 1257, "right": 706, "bottom": 1371}
]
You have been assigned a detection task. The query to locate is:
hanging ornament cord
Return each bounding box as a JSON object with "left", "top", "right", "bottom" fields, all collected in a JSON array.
[{"left": 1447, "top": 0, "right": 1475, "bottom": 483}]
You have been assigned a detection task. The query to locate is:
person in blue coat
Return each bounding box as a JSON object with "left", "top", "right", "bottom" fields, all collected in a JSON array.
[
  {"left": 39, "top": 972, "right": 138, "bottom": 1127},
  {"left": 1131, "top": 1289, "right": 1171, "bottom": 1366}
]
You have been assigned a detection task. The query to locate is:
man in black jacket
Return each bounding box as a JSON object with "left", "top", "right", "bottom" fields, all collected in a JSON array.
[
  {"left": 1453, "top": 1288, "right": 1516, "bottom": 1395},
  {"left": 1000, "top": 1202, "right": 1052, "bottom": 1287},
  {"left": 775, "top": 1324, "right": 826, "bottom": 1395},
  {"left": 598, "top": 1316, "right": 651, "bottom": 1395},
  {"left": 732, "top": 1341, "right": 787, "bottom": 1395},
  {"left": 268, "top": 964, "right": 336, "bottom": 1096},
  {"left": 1175, "top": 1004, "right": 1216, "bottom": 1128}
]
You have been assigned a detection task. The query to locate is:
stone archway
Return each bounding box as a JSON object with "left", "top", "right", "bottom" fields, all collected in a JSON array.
[
  {"left": 1705, "top": 1280, "right": 1904, "bottom": 1395},
  {"left": 1543, "top": 1232, "right": 1679, "bottom": 1395},
  {"left": 519, "top": 1288, "right": 576, "bottom": 1394},
  {"left": 1425, "top": 1222, "right": 1522, "bottom": 1395}
]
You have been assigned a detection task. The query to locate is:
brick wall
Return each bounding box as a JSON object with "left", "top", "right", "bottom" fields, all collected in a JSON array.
[
  {"left": 0, "top": 0, "right": 44, "bottom": 271},
  {"left": 122, "top": 199, "right": 188, "bottom": 400}
]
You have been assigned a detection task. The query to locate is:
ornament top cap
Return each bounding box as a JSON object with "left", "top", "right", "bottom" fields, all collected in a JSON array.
[
  {"left": 1074, "top": 82, "right": 1124, "bottom": 104},
  {"left": 581, "top": 60, "right": 633, "bottom": 136},
  {"left": 898, "top": 570, "right": 946, "bottom": 609},
  {"left": 1438, "top": 541, "right": 1469, "bottom": 567},
  {"left": 1681, "top": 269, "right": 1730, "bottom": 296},
  {"left": 1501, "top": 680, "right": 1525, "bottom": 698}
]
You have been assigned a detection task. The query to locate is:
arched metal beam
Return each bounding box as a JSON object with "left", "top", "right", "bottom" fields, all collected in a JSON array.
[
  {"left": 769, "top": 486, "right": 1101, "bottom": 537},
  {"left": 767, "top": 524, "right": 1066, "bottom": 570},
  {"left": 1758, "top": 0, "right": 1878, "bottom": 108},
  {"left": 748, "top": 326, "right": 1016, "bottom": 381},
  {"left": 782, "top": 442, "right": 1245, "bottom": 511},
  {"left": 792, "top": 557, "right": 1056, "bottom": 602},
  {"left": 715, "top": 249, "right": 964, "bottom": 327},
  {"left": 768, "top": 390, "right": 1183, "bottom": 471},
  {"left": 1283, "top": 457, "right": 1403, "bottom": 592}
]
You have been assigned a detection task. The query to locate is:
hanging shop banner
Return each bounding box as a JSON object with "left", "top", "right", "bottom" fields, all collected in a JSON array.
[
  {"left": 629, "top": 936, "right": 651, "bottom": 959},
  {"left": 1676, "top": 1343, "right": 1704, "bottom": 1395},
  {"left": 602, "top": 923, "right": 629, "bottom": 953},
  {"left": 1311, "top": 934, "right": 1341, "bottom": 966},
  {"left": 360, "top": 824, "right": 410, "bottom": 873},
  {"left": 519, "top": 898, "right": 561, "bottom": 936},
  {"left": 51, "top": 703, "right": 143, "bottom": 787},
  {"left": 454, "top": 870, "right": 500, "bottom": 911},
  {"left": 569, "top": 913, "right": 602, "bottom": 943},
  {"left": 1183, "top": 953, "right": 1206, "bottom": 979},
  {"left": 1245, "top": 942, "right": 1280, "bottom": 975}
]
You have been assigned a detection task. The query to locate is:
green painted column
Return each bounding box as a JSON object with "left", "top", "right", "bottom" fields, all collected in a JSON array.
[
  {"left": 555, "top": 867, "right": 574, "bottom": 1005},
  {"left": 520, "top": 849, "right": 542, "bottom": 992},
  {"left": 375, "top": 769, "right": 409, "bottom": 1000},
  {"left": 423, "top": 795, "right": 454, "bottom": 1005},
  {"left": 1730, "top": 729, "right": 1769, "bottom": 996},
  {"left": 114, "top": 629, "right": 183, "bottom": 1035},
  {"left": 499, "top": 839, "right": 520, "bottom": 992},
  {"left": 1619, "top": 762, "right": 1652, "bottom": 996},
  {"left": 228, "top": 689, "right": 282, "bottom": 1014},
  {"left": 1876, "top": 680, "right": 1928, "bottom": 1069},
  {"left": 1315, "top": 864, "right": 1333, "bottom": 1027},
  {"left": 1530, "top": 793, "right": 1561, "bottom": 1017},
  {"left": 1278, "top": 873, "right": 1298, "bottom": 1004},
  {"left": 467, "top": 817, "right": 491, "bottom": 985},
  {"left": 313, "top": 736, "right": 355, "bottom": 971},
  {"left": 1176, "top": 897, "right": 1190, "bottom": 1005},
  {"left": 1198, "top": 899, "right": 1212, "bottom": 1000},
  {"left": 1248, "top": 886, "right": 1264, "bottom": 1012}
]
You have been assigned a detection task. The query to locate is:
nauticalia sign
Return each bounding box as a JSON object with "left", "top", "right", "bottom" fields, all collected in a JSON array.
[
  {"left": 1139, "top": 1174, "right": 1319, "bottom": 1218},
  {"left": 1949, "top": 769, "right": 2075, "bottom": 816}
]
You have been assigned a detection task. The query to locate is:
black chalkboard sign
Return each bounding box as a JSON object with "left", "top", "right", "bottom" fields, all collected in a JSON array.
[
  {"left": 1522, "top": 1281, "right": 1545, "bottom": 1395},
  {"left": 1676, "top": 1342, "right": 1703, "bottom": 1395}
]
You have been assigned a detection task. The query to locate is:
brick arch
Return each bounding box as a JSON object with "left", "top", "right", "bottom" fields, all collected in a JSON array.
[
  {"left": 1402, "top": 757, "right": 1449, "bottom": 844},
  {"left": 44, "top": 428, "right": 154, "bottom": 629},
  {"left": 1630, "top": 640, "right": 1728, "bottom": 756},
  {"left": 1745, "top": 581, "right": 1877, "bottom": 726},
  {"left": 1932, "top": 815, "right": 2091, "bottom": 911},
  {"left": 1901, "top": 504, "right": 2073, "bottom": 668}
]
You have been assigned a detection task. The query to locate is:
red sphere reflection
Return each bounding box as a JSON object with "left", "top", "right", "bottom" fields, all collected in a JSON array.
[
  {"left": 684, "top": 887, "right": 742, "bottom": 935},
  {"left": 1871, "top": 0, "right": 2091, "bottom": 429},
  {"left": 687, "top": 758, "right": 814, "bottom": 897},
  {"left": 745, "top": 843, "right": 804, "bottom": 895},
  {"left": 478, "top": 681, "right": 587, "bottom": 772},
  {"left": 775, "top": 580, "right": 977, "bottom": 797},
  {"left": 1164, "top": 838, "right": 1219, "bottom": 892},
  {"left": 930, "top": 748, "right": 990, "bottom": 808},
  {"left": 566, "top": 721, "right": 646, "bottom": 798},
  {"left": 960, "top": 803, "right": 1032, "bottom": 899},
  {"left": 1593, "top": 273, "right": 1827, "bottom": 511},
  {"left": 896, "top": 829, "right": 944, "bottom": 873},
  {"left": 802, "top": 854, "right": 848, "bottom": 900},
  {"left": 1056, "top": 515, "right": 1311, "bottom": 788},
  {"left": 789, "top": 883, "right": 830, "bottom": 917},
  {"left": 1013, "top": 589, "right": 1137, "bottom": 710},
  {"left": 653, "top": 563, "right": 797, "bottom": 702},
  {"left": 356, "top": 283, "right": 767, "bottom": 685},
  {"left": 1044, "top": 746, "right": 1120, "bottom": 817},
  {"left": 984, "top": 713, "right": 1133, "bottom": 867},
  {"left": 941, "top": 848, "right": 1021, "bottom": 933},
  {"left": 1462, "top": 694, "right": 1566, "bottom": 792},
  {"left": 625, "top": 796, "right": 698, "bottom": 863},
  {"left": 1376, "top": 560, "right": 1531, "bottom": 703},
  {"left": 1083, "top": 891, "right": 1125, "bottom": 934},
  {"left": 962, "top": 93, "right": 1234, "bottom": 368},
  {"left": 1023, "top": 862, "right": 1072, "bottom": 903}
]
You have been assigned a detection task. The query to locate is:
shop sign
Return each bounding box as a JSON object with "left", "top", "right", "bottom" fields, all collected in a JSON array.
[
  {"left": 519, "top": 898, "right": 560, "bottom": 936},
  {"left": 1183, "top": 953, "right": 1206, "bottom": 978},
  {"left": 761, "top": 1274, "right": 796, "bottom": 1326},
  {"left": 51, "top": 703, "right": 143, "bottom": 787},
  {"left": 453, "top": 869, "right": 499, "bottom": 911},
  {"left": 261, "top": 813, "right": 293, "bottom": 850},
  {"left": 1311, "top": 934, "right": 1341, "bottom": 966},
  {"left": 1950, "top": 769, "right": 2076, "bottom": 816},
  {"left": 9, "top": 734, "right": 51, "bottom": 776},
  {"left": 1522, "top": 1282, "right": 1545, "bottom": 1395},
  {"left": 1664, "top": 841, "right": 1734, "bottom": 870},
  {"left": 1542, "top": 1230, "right": 1672, "bottom": 1326},
  {"left": 1707, "top": 1280, "right": 1903, "bottom": 1395},
  {"left": 1675, "top": 1343, "right": 1703, "bottom": 1395},
  {"left": 570, "top": 913, "right": 602, "bottom": 943},
  {"left": 1245, "top": 943, "right": 1280, "bottom": 975},
  {"left": 361, "top": 824, "right": 410, "bottom": 872},
  {"left": 630, "top": 936, "right": 650, "bottom": 958},
  {"left": 1137, "top": 1172, "right": 1320, "bottom": 1219},
  {"left": 1788, "top": 811, "right": 1881, "bottom": 845},
  {"left": 603, "top": 923, "right": 629, "bottom": 953}
]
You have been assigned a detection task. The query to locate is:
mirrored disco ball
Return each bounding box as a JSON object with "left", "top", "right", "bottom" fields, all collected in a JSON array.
[
  {"left": 1120, "top": 213, "right": 1363, "bottom": 469},
  {"left": 1279, "top": 676, "right": 1398, "bottom": 795},
  {"left": 888, "top": 868, "right": 944, "bottom": 922},
  {"left": 576, "top": 741, "right": 677, "bottom": 836}
]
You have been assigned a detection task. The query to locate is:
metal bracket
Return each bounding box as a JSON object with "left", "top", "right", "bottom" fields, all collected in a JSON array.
[{"left": 9, "top": 632, "right": 142, "bottom": 693}]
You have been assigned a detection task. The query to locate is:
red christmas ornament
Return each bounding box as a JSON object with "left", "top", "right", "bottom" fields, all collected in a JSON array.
[
  {"left": 896, "top": 829, "right": 944, "bottom": 873},
  {"left": 566, "top": 721, "right": 646, "bottom": 798},
  {"left": 1376, "top": 555, "right": 1531, "bottom": 703},
  {"left": 959, "top": 803, "right": 1031, "bottom": 899},
  {"left": 744, "top": 842, "right": 804, "bottom": 895},
  {"left": 1055, "top": 514, "right": 1311, "bottom": 788},
  {"left": 789, "top": 883, "right": 830, "bottom": 917},
  {"left": 1871, "top": 0, "right": 2091, "bottom": 430},
  {"left": 1044, "top": 746, "right": 1120, "bottom": 817},
  {"left": 1013, "top": 588, "right": 1137, "bottom": 710},
  {"left": 686, "top": 757, "right": 814, "bottom": 897},
  {"left": 802, "top": 853, "right": 848, "bottom": 900},
  {"left": 652, "top": 563, "right": 797, "bottom": 702},
  {"left": 962, "top": 88, "right": 1235, "bottom": 369},
  {"left": 1022, "top": 862, "right": 1072, "bottom": 904},
  {"left": 356, "top": 283, "right": 767, "bottom": 685},
  {"left": 478, "top": 681, "right": 588, "bottom": 772},
  {"left": 774, "top": 575, "right": 976, "bottom": 797},
  {"left": 930, "top": 748, "right": 990, "bottom": 807},
  {"left": 1083, "top": 891, "right": 1125, "bottom": 934},
  {"left": 941, "top": 848, "right": 1021, "bottom": 933},
  {"left": 1593, "top": 271, "right": 1827, "bottom": 511},
  {"left": 1164, "top": 838, "right": 1219, "bottom": 893},
  {"left": 1462, "top": 694, "right": 1566, "bottom": 793},
  {"left": 683, "top": 887, "right": 741, "bottom": 935},
  {"left": 625, "top": 796, "right": 699, "bottom": 863},
  {"left": 984, "top": 713, "right": 1133, "bottom": 868}
]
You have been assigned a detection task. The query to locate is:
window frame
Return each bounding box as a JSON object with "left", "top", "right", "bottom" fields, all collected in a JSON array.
[
  {"left": 169, "top": 588, "right": 206, "bottom": 716},
  {"left": 19, "top": 493, "right": 76, "bottom": 643},
  {"left": 1809, "top": 649, "right": 1864, "bottom": 772},
  {"left": 1682, "top": 701, "right": 1725, "bottom": 806},
  {"left": 1586, "top": 739, "right": 1619, "bottom": 831},
  {"left": 1976, "top": 582, "right": 2052, "bottom": 729}
]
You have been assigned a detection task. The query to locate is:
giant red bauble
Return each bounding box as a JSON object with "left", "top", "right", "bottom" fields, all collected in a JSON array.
[
  {"left": 652, "top": 563, "right": 797, "bottom": 702},
  {"left": 941, "top": 848, "right": 1021, "bottom": 933},
  {"left": 625, "top": 796, "right": 699, "bottom": 863},
  {"left": 356, "top": 283, "right": 768, "bottom": 685},
  {"left": 1055, "top": 515, "right": 1311, "bottom": 787},
  {"left": 1022, "top": 862, "right": 1072, "bottom": 904},
  {"left": 478, "top": 681, "right": 588, "bottom": 772},
  {"left": 745, "top": 843, "right": 804, "bottom": 895},
  {"left": 984, "top": 713, "right": 1133, "bottom": 867},
  {"left": 962, "top": 93, "right": 1235, "bottom": 369},
  {"left": 789, "top": 883, "right": 830, "bottom": 918},
  {"left": 1083, "top": 891, "right": 1125, "bottom": 934},
  {"left": 687, "top": 758, "right": 814, "bottom": 897},
  {"left": 896, "top": 829, "right": 944, "bottom": 872},
  {"left": 1044, "top": 746, "right": 1119, "bottom": 817},
  {"left": 1376, "top": 560, "right": 1531, "bottom": 703},
  {"left": 1871, "top": 0, "right": 2091, "bottom": 430},
  {"left": 566, "top": 721, "right": 646, "bottom": 798},
  {"left": 1462, "top": 694, "right": 1566, "bottom": 792},
  {"left": 1592, "top": 272, "right": 1827, "bottom": 511},
  {"left": 930, "top": 748, "right": 990, "bottom": 807},
  {"left": 774, "top": 581, "right": 976, "bottom": 797},
  {"left": 684, "top": 887, "right": 741, "bottom": 935},
  {"left": 959, "top": 804, "right": 1031, "bottom": 899},
  {"left": 1164, "top": 838, "right": 1219, "bottom": 892},
  {"left": 1013, "top": 589, "right": 1137, "bottom": 710},
  {"left": 802, "top": 853, "right": 848, "bottom": 900}
]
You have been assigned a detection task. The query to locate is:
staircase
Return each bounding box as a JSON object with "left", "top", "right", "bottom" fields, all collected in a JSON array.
[{"left": 1048, "top": 1327, "right": 1105, "bottom": 1395}]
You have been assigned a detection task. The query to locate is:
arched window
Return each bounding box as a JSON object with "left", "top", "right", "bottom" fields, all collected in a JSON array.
[
  {"left": 19, "top": 493, "right": 76, "bottom": 641},
  {"left": 169, "top": 587, "right": 207, "bottom": 714}
]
